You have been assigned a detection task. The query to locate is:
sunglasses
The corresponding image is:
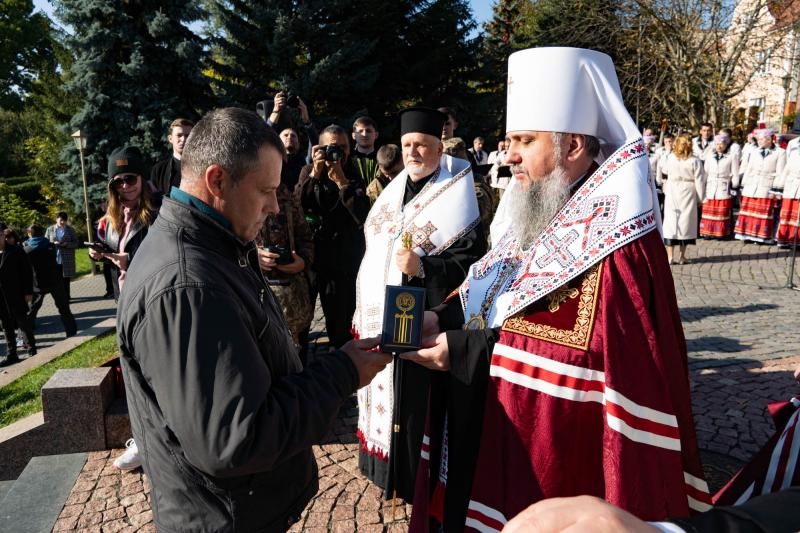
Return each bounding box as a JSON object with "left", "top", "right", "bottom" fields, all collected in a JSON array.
[{"left": 111, "top": 174, "right": 139, "bottom": 188}]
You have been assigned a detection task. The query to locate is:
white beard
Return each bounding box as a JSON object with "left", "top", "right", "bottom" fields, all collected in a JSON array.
[{"left": 506, "top": 165, "right": 571, "bottom": 249}]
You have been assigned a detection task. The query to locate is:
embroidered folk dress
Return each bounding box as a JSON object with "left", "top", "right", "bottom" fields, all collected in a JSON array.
[
  {"left": 773, "top": 149, "right": 800, "bottom": 246},
  {"left": 409, "top": 140, "right": 710, "bottom": 532},
  {"left": 700, "top": 151, "right": 739, "bottom": 239},
  {"left": 735, "top": 147, "right": 786, "bottom": 243}
]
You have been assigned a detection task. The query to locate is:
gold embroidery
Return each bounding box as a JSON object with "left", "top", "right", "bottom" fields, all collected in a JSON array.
[
  {"left": 547, "top": 286, "right": 580, "bottom": 313},
  {"left": 503, "top": 263, "right": 602, "bottom": 350}
]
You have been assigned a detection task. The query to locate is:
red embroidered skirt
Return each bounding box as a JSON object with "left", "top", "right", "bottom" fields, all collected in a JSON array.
[
  {"left": 776, "top": 198, "right": 800, "bottom": 245},
  {"left": 734, "top": 196, "right": 777, "bottom": 242},
  {"left": 699, "top": 198, "right": 732, "bottom": 238}
]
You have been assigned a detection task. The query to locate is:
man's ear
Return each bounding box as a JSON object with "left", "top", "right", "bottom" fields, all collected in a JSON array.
[
  {"left": 352, "top": 132, "right": 357, "bottom": 141},
  {"left": 566, "top": 134, "right": 587, "bottom": 162},
  {"left": 204, "top": 164, "right": 227, "bottom": 200}
]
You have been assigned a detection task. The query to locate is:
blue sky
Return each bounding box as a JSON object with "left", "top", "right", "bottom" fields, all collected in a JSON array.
[{"left": 34, "top": 0, "right": 495, "bottom": 34}]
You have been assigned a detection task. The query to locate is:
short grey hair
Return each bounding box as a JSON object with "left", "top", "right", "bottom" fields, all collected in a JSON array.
[
  {"left": 551, "top": 132, "right": 600, "bottom": 159},
  {"left": 182, "top": 107, "right": 283, "bottom": 185}
]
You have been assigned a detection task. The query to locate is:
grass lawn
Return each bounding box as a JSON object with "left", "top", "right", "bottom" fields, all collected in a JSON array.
[
  {"left": 75, "top": 246, "right": 98, "bottom": 278},
  {"left": 0, "top": 332, "right": 118, "bottom": 428}
]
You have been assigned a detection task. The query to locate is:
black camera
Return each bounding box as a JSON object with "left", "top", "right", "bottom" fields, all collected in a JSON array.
[
  {"left": 266, "top": 244, "right": 293, "bottom": 265},
  {"left": 282, "top": 90, "right": 300, "bottom": 108},
  {"left": 324, "top": 144, "right": 344, "bottom": 162}
]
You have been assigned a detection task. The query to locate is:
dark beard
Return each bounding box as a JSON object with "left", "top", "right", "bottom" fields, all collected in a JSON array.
[{"left": 506, "top": 165, "right": 571, "bottom": 249}]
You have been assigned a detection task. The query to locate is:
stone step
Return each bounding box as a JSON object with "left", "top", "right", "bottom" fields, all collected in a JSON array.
[
  {"left": 0, "top": 453, "right": 86, "bottom": 533},
  {"left": 0, "top": 480, "right": 14, "bottom": 506}
]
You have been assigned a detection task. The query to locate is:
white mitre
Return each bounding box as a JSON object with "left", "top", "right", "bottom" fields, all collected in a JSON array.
[{"left": 506, "top": 47, "right": 640, "bottom": 160}]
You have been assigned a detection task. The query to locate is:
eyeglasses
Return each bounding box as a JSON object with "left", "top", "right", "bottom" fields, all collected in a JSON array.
[{"left": 110, "top": 174, "right": 139, "bottom": 188}]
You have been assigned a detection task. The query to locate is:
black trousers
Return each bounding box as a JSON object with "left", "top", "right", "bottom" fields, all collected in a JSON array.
[
  {"left": 28, "top": 281, "right": 77, "bottom": 337},
  {"left": 316, "top": 270, "right": 356, "bottom": 348},
  {"left": 0, "top": 293, "right": 35, "bottom": 356}
]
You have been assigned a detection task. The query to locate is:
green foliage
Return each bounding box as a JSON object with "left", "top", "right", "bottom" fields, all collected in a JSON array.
[
  {"left": 0, "top": 0, "right": 55, "bottom": 109},
  {"left": 53, "top": 0, "right": 213, "bottom": 214},
  {"left": 0, "top": 185, "right": 41, "bottom": 230},
  {"left": 0, "top": 332, "right": 118, "bottom": 428}
]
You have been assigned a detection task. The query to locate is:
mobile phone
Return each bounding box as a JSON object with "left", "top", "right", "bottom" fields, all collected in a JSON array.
[{"left": 84, "top": 241, "right": 112, "bottom": 253}]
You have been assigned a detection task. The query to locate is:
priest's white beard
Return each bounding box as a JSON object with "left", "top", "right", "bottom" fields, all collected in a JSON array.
[{"left": 507, "top": 164, "right": 571, "bottom": 249}]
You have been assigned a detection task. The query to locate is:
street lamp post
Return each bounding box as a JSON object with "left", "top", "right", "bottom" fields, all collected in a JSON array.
[{"left": 71, "top": 130, "right": 96, "bottom": 275}]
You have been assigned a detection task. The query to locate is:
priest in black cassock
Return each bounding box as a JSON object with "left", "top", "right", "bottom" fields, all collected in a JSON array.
[{"left": 353, "top": 107, "right": 486, "bottom": 502}]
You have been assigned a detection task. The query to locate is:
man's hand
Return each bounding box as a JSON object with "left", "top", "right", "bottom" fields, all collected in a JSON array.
[
  {"left": 310, "top": 144, "right": 326, "bottom": 178},
  {"left": 502, "top": 496, "right": 660, "bottom": 533},
  {"left": 275, "top": 252, "right": 305, "bottom": 275},
  {"left": 273, "top": 91, "right": 286, "bottom": 115},
  {"left": 420, "top": 310, "right": 440, "bottom": 339},
  {"left": 399, "top": 332, "right": 449, "bottom": 371},
  {"left": 297, "top": 97, "right": 311, "bottom": 124},
  {"left": 257, "top": 247, "right": 278, "bottom": 272},
  {"left": 340, "top": 336, "right": 392, "bottom": 388},
  {"left": 395, "top": 249, "right": 421, "bottom": 276}
]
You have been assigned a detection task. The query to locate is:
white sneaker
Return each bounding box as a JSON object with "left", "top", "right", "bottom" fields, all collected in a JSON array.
[{"left": 113, "top": 438, "right": 142, "bottom": 470}]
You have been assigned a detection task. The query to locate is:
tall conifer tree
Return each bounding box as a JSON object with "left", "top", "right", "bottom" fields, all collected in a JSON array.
[{"left": 53, "top": 0, "right": 212, "bottom": 211}]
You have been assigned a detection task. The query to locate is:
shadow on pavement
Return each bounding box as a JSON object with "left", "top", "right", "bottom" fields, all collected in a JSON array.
[{"left": 680, "top": 303, "right": 779, "bottom": 322}]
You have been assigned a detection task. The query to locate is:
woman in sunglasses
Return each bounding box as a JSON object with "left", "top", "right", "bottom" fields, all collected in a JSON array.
[{"left": 89, "top": 146, "right": 158, "bottom": 299}]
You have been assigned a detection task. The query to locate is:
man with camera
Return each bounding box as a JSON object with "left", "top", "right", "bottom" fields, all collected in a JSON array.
[{"left": 297, "top": 124, "right": 370, "bottom": 348}]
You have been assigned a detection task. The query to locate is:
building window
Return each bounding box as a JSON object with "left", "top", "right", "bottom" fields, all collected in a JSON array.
[
  {"left": 756, "top": 49, "right": 772, "bottom": 75},
  {"left": 750, "top": 97, "right": 766, "bottom": 121}
]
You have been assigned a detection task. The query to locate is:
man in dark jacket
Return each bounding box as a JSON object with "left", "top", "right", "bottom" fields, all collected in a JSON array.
[
  {"left": 150, "top": 118, "right": 194, "bottom": 197},
  {"left": 24, "top": 224, "right": 77, "bottom": 337},
  {"left": 296, "top": 124, "right": 370, "bottom": 347},
  {"left": 0, "top": 229, "right": 36, "bottom": 364},
  {"left": 117, "top": 107, "right": 391, "bottom": 533}
]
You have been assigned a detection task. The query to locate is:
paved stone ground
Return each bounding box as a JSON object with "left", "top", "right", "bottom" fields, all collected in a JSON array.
[{"left": 41, "top": 238, "right": 800, "bottom": 531}]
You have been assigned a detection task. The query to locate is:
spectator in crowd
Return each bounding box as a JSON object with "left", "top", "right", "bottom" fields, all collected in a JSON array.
[
  {"left": 45, "top": 212, "right": 79, "bottom": 300},
  {"left": 351, "top": 116, "right": 380, "bottom": 186},
  {"left": 116, "top": 107, "right": 391, "bottom": 532},
  {"left": 773, "top": 138, "right": 800, "bottom": 247},
  {"left": 654, "top": 133, "right": 675, "bottom": 217},
  {"left": 256, "top": 171, "right": 315, "bottom": 366},
  {"left": 658, "top": 135, "right": 705, "bottom": 264},
  {"left": 488, "top": 137, "right": 511, "bottom": 202},
  {"left": 404, "top": 47, "right": 708, "bottom": 531},
  {"left": 734, "top": 129, "right": 786, "bottom": 243},
  {"left": 90, "top": 147, "right": 159, "bottom": 299},
  {"left": 741, "top": 131, "right": 759, "bottom": 166},
  {"left": 487, "top": 138, "right": 508, "bottom": 165},
  {"left": 443, "top": 136, "right": 495, "bottom": 236},
  {"left": 0, "top": 228, "right": 35, "bottom": 365},
  {"left": 278, "top": 128, "right": 308, "bottom": 192},
  {"left": 367, "top": 144, "right": 403, "bottom": 204},
  {"left": 297, "top": 125, "right": 370, "bottom": 348},
  {"left": 438, "top": 107, "right": 459, "bottom": 141},
  {"left": 469, "top": 136, "right": 488, "bottom": 164},
  {"left": 24, "top": 224, "right": 77, "bottom": 338},
  {"left": 721, "top": 127, "right": 741, "bottom": 162},
  {"left": 266, "top": 91, "right": 319, "bottom": 178},
  {"left": 700, "top": 133, "right": 739, "bottom": 239},
  {"left": 692, "top": 121, "right": 715, "bottom": 161},
  {"left": 355, "top": 108, "right": 486, "bottom": 503},
  {"left": 150, "top": 118, "right": 194, "bottom": 197}
]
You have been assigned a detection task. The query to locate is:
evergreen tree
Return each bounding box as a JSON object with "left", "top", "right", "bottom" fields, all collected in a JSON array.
[{"left": 53, "top": 0, "right": 213, "bottom": 212}]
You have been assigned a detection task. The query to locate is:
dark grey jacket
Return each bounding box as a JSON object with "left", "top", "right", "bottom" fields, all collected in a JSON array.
[{"left": 117, "top": 197, "right": 359, "bottom": 532}]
